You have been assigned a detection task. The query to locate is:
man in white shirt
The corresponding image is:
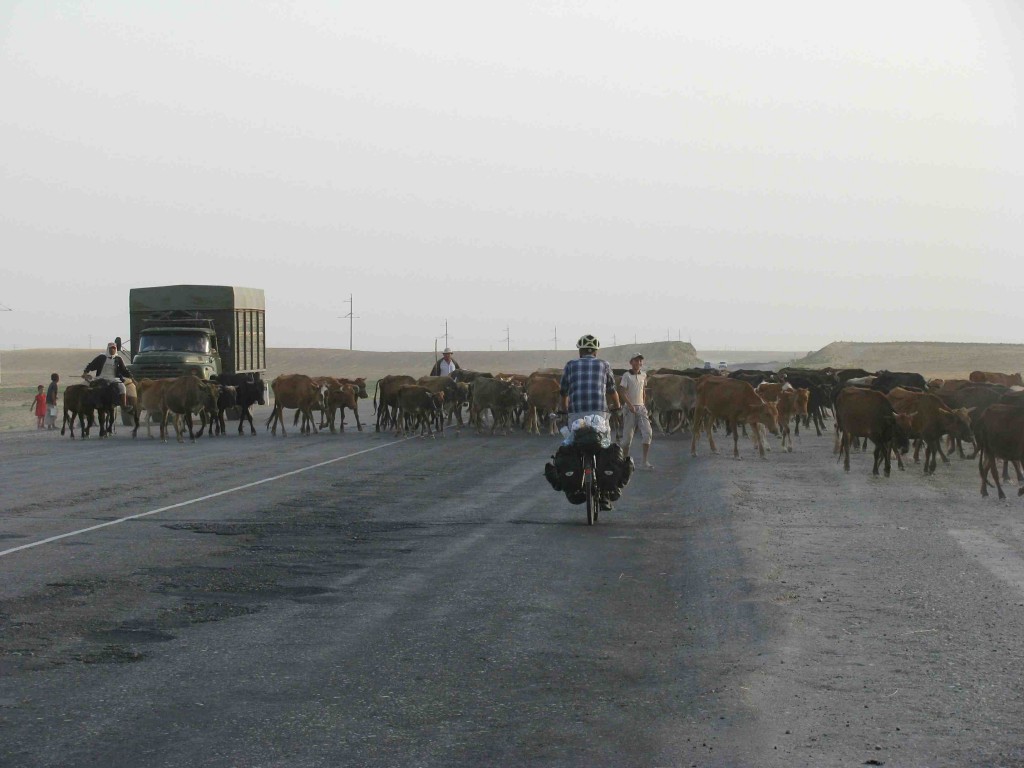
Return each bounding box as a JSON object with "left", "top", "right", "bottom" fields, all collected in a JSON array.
[
  {"left": 620, "top": 353, "right": 654, "bottom": 470},
  {"left": 83, "top": 342, "right": 132, "bottom": 408},
  {"left": 429, "top": 348, "right": 461, "bottom": 377}
]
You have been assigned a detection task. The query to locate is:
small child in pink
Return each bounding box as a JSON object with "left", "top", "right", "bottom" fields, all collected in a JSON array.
[{"left": 31, "top": 385, "right": 46, "bottom": 429}]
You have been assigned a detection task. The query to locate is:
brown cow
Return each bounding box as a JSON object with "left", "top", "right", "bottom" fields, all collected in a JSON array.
[
  {"left": 970, "top": 371, "right": 1023, "bottom": 387},
  {"left": 646, "top": 374, "right": 698, "bottom": 435},
  {"left": 417, "top": 376, "right": 464, "bottom": 429},
  {"left": 834, "top": 387, "right": 912, "bottom": 477},
  {"left": 394, "top": 385, "right": 445, "bottom": 437},
  {"left": 886, "top": 387, "right": 973, "bottom": 474},
  {"left": 754, "top": 381, "right": 781, "bottom": 403},
  {"left": 470, "top": 377, "right": 525, "bottom": 435},
  {"left": 936, "top": 384, "right": 1005, "bottom": 459},
  {"left": 309, "top": 377, "right": 367, "bottom": 432},
  {"left": 266, "top": 374, "right": 321, "bottom": 436},
  {"left": 132, "top": 378, "right": 172, "bottom": 439},
  {"left": 322, "top": 383, "right": 360, "bottom": 433},
  {"left": 374, "top": 375, "right": 416, "bottom": 432},
  {"left": 776, "top": 389, "right": 797, "bottom": 452},
  {"left": 161, "top": 375, "right": 220, "bottom": 443},
  {"left": 525, "top": 376, "right": 562, "bottom": 435},
  {"left": 976, "top": 405, "right": 1024, "bottom": 498},
  {"left": 690, "top": 377, "right": 779, "bottom": 459}
]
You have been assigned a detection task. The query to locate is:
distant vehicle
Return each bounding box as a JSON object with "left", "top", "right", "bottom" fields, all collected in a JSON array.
[
  {"left": 127, "top": 284, "right": 266, "bottom": 389},
  {"left": 703, "top": 361, "right": 712, "bottom": 370},
  {"left": 718, "top": 361, "right": 728, "bottom": 371}
]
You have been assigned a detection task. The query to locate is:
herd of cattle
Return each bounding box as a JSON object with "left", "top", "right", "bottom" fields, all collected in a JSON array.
[{"left": 57, "top": 365, "right": 1024, "bottom": 499}]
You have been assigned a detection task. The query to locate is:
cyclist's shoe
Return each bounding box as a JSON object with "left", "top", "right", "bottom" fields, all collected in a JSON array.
[{"left": 599, "top": 497, "right": 614, "bottom": 512}]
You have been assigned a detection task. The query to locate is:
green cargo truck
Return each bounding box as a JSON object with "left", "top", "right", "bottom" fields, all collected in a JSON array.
[{"left": 127, "top": 285, "right": 266, "bottom": 389}]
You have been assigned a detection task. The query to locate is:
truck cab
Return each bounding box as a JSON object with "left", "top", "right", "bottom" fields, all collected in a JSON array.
[{"left": 130, "top": 322, "right": 222, "bottom": 380}]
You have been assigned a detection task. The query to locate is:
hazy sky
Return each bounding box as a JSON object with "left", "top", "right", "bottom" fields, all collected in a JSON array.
[{"left": 2, "top": 1, "right": 1022, "bottom": 353}]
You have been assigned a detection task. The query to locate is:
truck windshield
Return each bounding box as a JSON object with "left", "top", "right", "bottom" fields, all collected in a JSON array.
[{"left": 138, "top": 334, "right": 211, "bottom": 354}]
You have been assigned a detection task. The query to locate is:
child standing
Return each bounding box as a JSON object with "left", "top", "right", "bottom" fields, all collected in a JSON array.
[
  {"left": 45, "top": 373, "right": 60, "bottom": 430},
  {"left": 31, "top": 385, "right": 46, "bottom": 429}
]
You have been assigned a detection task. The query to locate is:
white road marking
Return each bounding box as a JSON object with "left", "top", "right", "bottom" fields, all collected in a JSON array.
[
  {"left": 949, "top": 528, "right": 1024, "bottom": 595},
  {"left": 0, "top": 438, "right": 417, "bottom": 559}
]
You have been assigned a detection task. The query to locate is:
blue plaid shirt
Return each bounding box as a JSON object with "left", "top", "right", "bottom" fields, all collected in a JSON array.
[{"left": 560, "top": 356, "right": 616, "bottom": 414}]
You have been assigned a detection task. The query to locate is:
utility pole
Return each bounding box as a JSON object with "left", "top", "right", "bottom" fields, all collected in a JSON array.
[
  {"left": 339, "top": 294, "right": 358, "bottom": 350},
  {"left": 501, "top": 326, "right": 510, "bottom": 352},
  {"left": 0, "top": 302, "right": 9, "bottom": 385},
  {"left": 433, "top": 320, "right": 451, "bottom": 362},
  {"left": 551, "top": 325, "right": 557, "bottom": 350}
]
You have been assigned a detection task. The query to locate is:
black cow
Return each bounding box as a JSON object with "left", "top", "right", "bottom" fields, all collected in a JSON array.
[
  {"left": 976, "top": 405, "right": 1024, "bottom": 499},
  {"left": 835, "top": 368, "right": 873, "bottom": 384},
  {"left": 214, "top": 385, "right": 237, "bottom": 435},
  {"left": 654, "top": 367, "right": 716, "bottom": 379},
  {"left": 210, "top": 374, "right": 265, "bottom": 436},
  {"left": 61, "top": 381, "right": 119, "bottom": 438},
  {"left": 728, "top": 370, "right": 775, "bottom": 387},
  {"left": 778, "top": 368, "right": 838, "bottom": 436},
  {"left": 450, "top": 369, "right": 494, "bottom": 384},
  {"left": 871, "top": 370, "right": 927, "bottom": 393},
  {"left": 233, "top": 377, "right": 265, "bottom": 435}
]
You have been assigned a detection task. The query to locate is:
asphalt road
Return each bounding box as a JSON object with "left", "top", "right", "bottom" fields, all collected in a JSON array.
[{"left": 2, "top": 414, "right": 1024, "bottom": 767}]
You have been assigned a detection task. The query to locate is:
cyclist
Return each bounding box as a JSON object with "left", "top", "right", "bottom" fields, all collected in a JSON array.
[{"left": 559, "top": 334, "right": 621, "bottom": 510}]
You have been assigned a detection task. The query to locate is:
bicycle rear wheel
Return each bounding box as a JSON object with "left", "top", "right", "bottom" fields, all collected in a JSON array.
[{"left": 584, "top": 455, "right": 597, "bottom": 525}]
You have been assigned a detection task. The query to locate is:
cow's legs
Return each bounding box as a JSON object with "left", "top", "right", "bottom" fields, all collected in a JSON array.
[
  {"left": 689, "top": 409, "right": 704, "bottom": 456},
  {"left": 181, "top": 411, "right": 195, "bottom": 442},
  {"left": 980, "top": 448, "right": 992, "bottom": 497},
  {"left": 989, "top": 453, "right": 1007, "bottom": 500}
]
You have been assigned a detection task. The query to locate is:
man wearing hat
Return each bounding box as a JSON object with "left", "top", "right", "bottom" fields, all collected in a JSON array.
[
  {"left": 82, "top": 341, "right": 133, "bottom": 408},
  {"left": 429, "top": 348, "right": 461, "bottom": 377},
  {"left": 620, "top": 353, "right": 654, "bottom": 469}
]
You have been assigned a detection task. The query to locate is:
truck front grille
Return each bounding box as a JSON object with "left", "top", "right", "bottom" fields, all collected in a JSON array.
[{"left": 130, "top": 365, "right": 204, "bottom": 379}]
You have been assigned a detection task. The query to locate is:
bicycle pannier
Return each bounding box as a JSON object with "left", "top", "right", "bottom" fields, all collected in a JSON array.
[
  {"left": 596, "top": 443, "right": 633, "bottom": 493},
  {"left": 553, "top": 445, "right": 583, "bottom": 492}
]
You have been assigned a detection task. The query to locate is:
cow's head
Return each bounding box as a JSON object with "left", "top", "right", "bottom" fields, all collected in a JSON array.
[
  {"left": 892, "top": 411, "right": 915, "bottom": 453},
  {"left": 794, "top": 388, "right": 810, "bottom": 415},
  {"left": 757, "top": 402, "right": 780, "bottom": 435},
  {"left": 942, "top": 407, "right": 974, "bottom": 441}
]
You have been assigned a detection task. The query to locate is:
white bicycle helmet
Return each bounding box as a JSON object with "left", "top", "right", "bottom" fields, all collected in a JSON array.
[{"left": 576, "top": 334, "right": 600, "bottom": 350}]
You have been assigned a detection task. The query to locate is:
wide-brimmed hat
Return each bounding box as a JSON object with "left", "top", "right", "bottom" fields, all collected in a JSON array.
[{"left": 442, "top": 348, "right": 453, "bottom": 354}]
